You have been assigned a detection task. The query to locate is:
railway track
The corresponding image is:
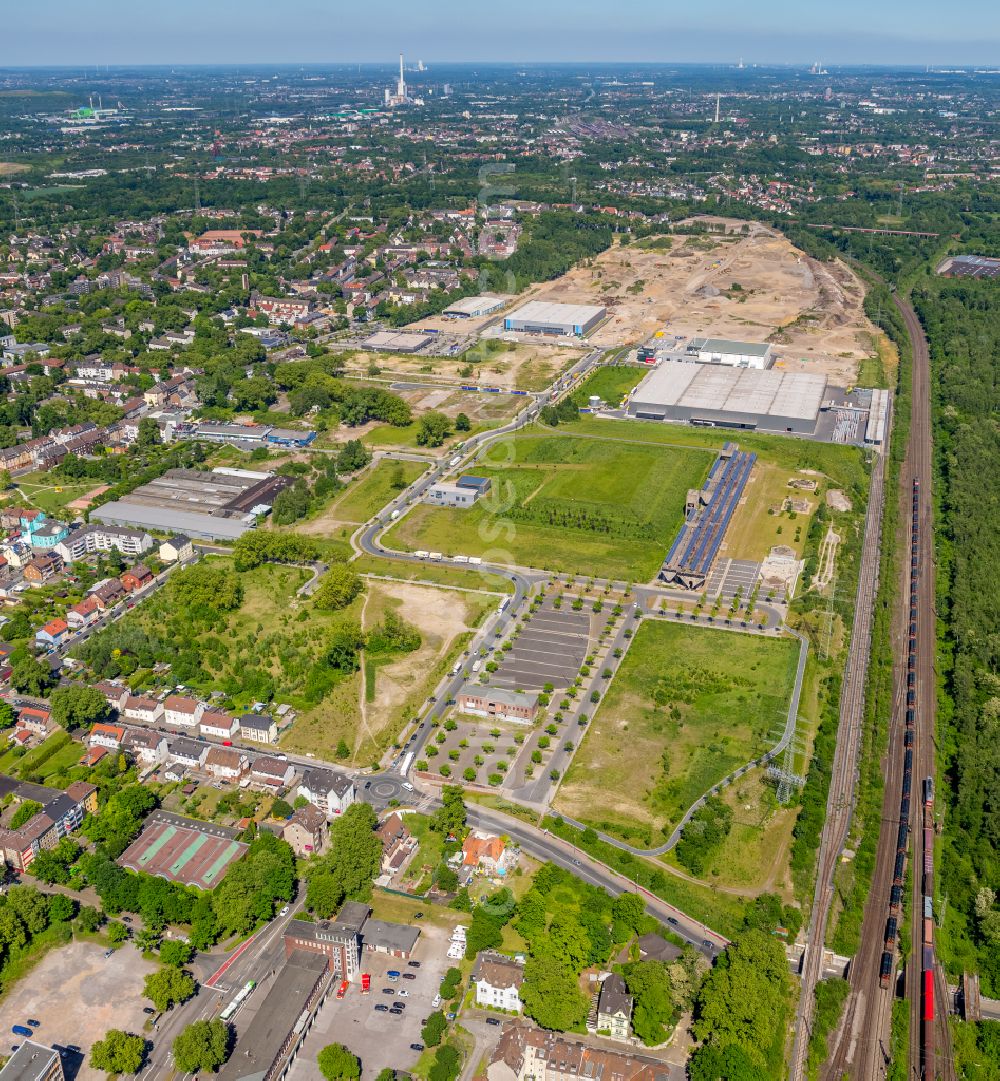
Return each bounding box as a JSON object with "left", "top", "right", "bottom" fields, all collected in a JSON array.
[
  {"left": 822, "top": 291, "right": 955, "bottom": 1081},
  {"left": 788, "top": 428, "right": 888, "bottom": 1081}
]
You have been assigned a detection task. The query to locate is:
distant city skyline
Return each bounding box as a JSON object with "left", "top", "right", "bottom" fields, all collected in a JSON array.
[{"left": 7, "top": 1, "right": 1000, "bottom": 67}]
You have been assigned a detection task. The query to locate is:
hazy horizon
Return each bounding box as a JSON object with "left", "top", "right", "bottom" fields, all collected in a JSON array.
[{"left": 7, "top": 0, "right": 1000, "bottom": 68}]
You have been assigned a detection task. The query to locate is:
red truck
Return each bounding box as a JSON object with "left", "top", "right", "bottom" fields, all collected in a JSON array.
[{"left": 361, "top": 973, "right": 371, "bottom": 994}]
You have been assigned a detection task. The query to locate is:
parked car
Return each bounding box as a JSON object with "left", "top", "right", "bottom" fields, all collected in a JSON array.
[
  {"left": 398, "top": 990, "right": 409, "bottom": 998},
  {"left": 486, "top": 1018, "right": 502, "bottom": 1027},
  {"left": 407, "top": 960, "right": 421, "bottom": 968},
  {"left": 26, "top": 1020, "right": 40, "bottom": 1028},
  {"left": 143, "top": 1008, "right": 156, "bottom": 1016},
  {"left": 382, "top": 988, "right": 395, "bottom": 996},
  {"left": 387, "top": 970, "right": 401, "bottom": 980},
  {"left": 402, "top": 973, "right": 417, "bottom": 980},
  {"left": 12, "top": 1027, "right": 32, "bottom": 1038},
  {"left": 391, "top": 1003, "right": 406, "bottom": 1011},
  {"left": 374, "top": 1004, "right": 389, "bottom": 1013},
  {"left": 410, "top": 1043, "right": 425, "bottom": 1052}
]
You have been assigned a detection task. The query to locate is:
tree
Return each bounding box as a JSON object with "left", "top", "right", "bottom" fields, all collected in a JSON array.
[
  {"left": 520, "top": 956, "right": 589, "bottom": 1031},
  {"left": 687, "top": 1042, "right": 760, "bottom": 1081},
  {"left": 317, "top": 1043, "right": 361, "bottom": 1081},
  {"left": 271, "top": 798, "right": 293, "bottom": 820},
  {"left": 10, "top": 655, "right": 55, "bottom": 696},
  {"left": 314, "top": 565, "right": 363, "bottom": 611},
  {"left": 50, "top": 685, "right": 110, "bottom": 730},
  {"left": 76, "top": 905, "right": 103, "bottom": 933},
  {"left": 432, "top": 785, "right": 467, "bottom": 837},
  {"left": 0, "top": 702, "right": 15, "bottom": 730},
  {"left": 106, "top": 921, "right": 129, "bottom": 944},
  {"left": 416, "top": 411, "right": 452, "bottom": 447},
  {"left": 144, "top": 966, "right": 197, "bottom": 1012},
  {"left": 611, "top": 892, "right": 647, "bottom": 940},
  {"left": 622, "top": 960, "right": 675, "bottom": 1045},
  {"left": 137, "top": 417, "right": 162, "bottom": 447},
  {"left": 455, "top": 412, "right": 471, "bottom": 432},
  {"left": 422, "top": 1011, "right": 448, "bottom": 1047},
  {"left": 172, "top": 1019, "right": 230, "bottom": 1074},
  {"left": 159, "top": 940, "right": 194, "bottom": 967},
  {"left": 326, "top": 622, "right": 366, "bottom": 674},
  {"left": 307, "top": 803, "right": 382, "bottom": 916},
  {"left": 692, "top": 930, "right": 791, "bottom": 1069},
  {"left": 90, "top": 1029, "right": 145, "bottom": 1075}
]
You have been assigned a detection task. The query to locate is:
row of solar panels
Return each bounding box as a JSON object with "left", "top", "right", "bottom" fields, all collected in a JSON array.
[{"left": 664, "top": 449, "right": 757, "bottom": 576}]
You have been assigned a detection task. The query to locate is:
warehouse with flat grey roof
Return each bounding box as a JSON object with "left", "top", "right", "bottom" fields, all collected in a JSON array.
[
  {"left": 443, "top": 295, "right": 509, "bottom": 318},
  {"left": 688, "top": 337, "right": 774, "bottom": 369},
  {"left": 503, "top": 300, "right": 606, "bottom": 337},
  {"left": 627, "top": 361, "right": 827, "bottom": 435}
]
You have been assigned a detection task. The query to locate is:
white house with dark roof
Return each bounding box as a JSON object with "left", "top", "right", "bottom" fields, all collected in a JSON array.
[
  {"left": 473, "top": 951, "right": 524, "bottom": 1012},
  {"left": 238, "top": 713, "right": 278, "bottom": 744},
  {"left": 298, "top": 768, "right": 355, "bottom": 817}
]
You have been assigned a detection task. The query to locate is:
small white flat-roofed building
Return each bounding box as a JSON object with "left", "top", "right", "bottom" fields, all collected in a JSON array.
[
  {"left": 443, "top": 295, "right": 509, "bottom": 318},
  {"left": 503, "top": 300, "right": 606, "bottom": 337},
  {"left": 425, "top": 482, "right": 481, "bottom": 508},
  {"left": 690, "top": 337, "right": 774, "bottom": 369}
]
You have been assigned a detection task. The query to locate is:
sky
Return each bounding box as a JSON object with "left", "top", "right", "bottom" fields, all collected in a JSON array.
[{"left": 7, "top": 0, "right": 1000, "bottom": 67}]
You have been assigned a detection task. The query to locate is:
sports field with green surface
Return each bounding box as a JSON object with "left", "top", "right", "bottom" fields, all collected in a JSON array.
[
  {"left": 382, "top": 432, "right": 712, "bottom": 580},
  {"left": 555, "top": 620, "right": 800, "bottom": 845}
]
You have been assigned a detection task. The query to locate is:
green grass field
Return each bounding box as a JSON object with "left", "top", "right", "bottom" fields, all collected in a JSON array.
[
  {"left": 382, "top": 432, "right": 712, "bottom": 580},
  {"left": 555, "top": 621, "right": 800, "bottom": 845},
  {"left": 570, "top": 365, "right": 649, "bottom": 408},
  {"left": 326, "top": 459, "right": 426, "bottom": 524},
  {"left": 12, "top": 473, "right": 103, "bottom": 517}
]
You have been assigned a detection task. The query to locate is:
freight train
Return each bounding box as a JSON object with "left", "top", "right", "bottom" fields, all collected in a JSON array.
[{"left": 878, "top": 480, "right": 936, "bottom": 1069}]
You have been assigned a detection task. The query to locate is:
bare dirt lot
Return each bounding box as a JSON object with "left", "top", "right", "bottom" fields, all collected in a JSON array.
[
  {"left": 354, "top": 580, "right": 494, "bottom": 763},
  {"left": 503, "top": 222, "right": 880, "bottom": 383},
  {"left": 0, "top": 939, "right": 156, "bottom": 1078},
  {"left": 339, "top": 343, "right": 580, "bottom": 393}
]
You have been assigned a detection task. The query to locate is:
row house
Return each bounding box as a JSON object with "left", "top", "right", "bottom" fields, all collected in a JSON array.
[
  {"left": 89, "top": 722, "right": 126, "bottom": 750},
  {"left": 203, "top": 746, "right": 249, "bottom": 782},
  {"left": 283, "top": 804, "right": 327, "bottom": 857},
  {"left": 57, "top": 524, "right": 154, "bottom": 563},
  {"left": 249, "top": 755, "right": 295, "bottom": 790},
  {"left": 122, "top": 728, "right": 167, "bottom": 767},
  {"left": 238, "top": 713, "right": 277, "bottom": 745},
  {"left": 66, "top": 595, "right": 100, "bottom": 629},
  {"left": 162, "top": 695, "right": 204, "bottom": 729},
  {"left": 121, "top": 695, "right": 163, "bottom": 725},
  {"left": 200, "top": 710, "right": 239, "bottom": 740}
]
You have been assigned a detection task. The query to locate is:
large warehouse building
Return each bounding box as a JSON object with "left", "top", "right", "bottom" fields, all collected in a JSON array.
[
  {"left": 443, "top": 295, "right": 509, "bottom": 318},
  {"left": 627, "top": 361, "right": 828, "bottom": 435},
  {"left": 503, "top": 300, "right": 606, "bottom": 337},
  {"left": 93, "top": 467, "right": 292, "bottom": 541}
]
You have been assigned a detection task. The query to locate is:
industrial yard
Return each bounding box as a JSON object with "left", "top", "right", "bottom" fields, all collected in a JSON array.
[{"left": 500, "top": 223, "right": 880, "bottom": 383}]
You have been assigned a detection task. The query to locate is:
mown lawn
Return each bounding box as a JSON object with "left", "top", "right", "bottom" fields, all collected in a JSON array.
[
  {"left": 382, "top": 431, "right": 712, "bottom": 580},
  {"left": 555, "top": 620, "right": 800, "bottom": 845},
  {"left": 570, "top": 364, "right": 649, "bottom": 407}
]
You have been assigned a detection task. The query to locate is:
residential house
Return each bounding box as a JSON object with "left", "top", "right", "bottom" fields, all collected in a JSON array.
[
  {"left": 122, "top": 728, "right": 167, "bottom": 767},
  {"left": 65, "top": 595, "right": 100, "bottom": 629},
  {"left": 486, "top": 1022, "right": 672, "bottom": 1081},
  {"left": 23, "top": 553, "right": 63, "bottom": 586},
  {"left": 122, "top": 695, "right": 163, "bottom": 725},
  {"left": 375, "top": 812, "right": 416, "bottom": 874},
  {"left": 166, "top": 737, "right": 207, "bottom": 771},
  {"left": 34, "top": 618, "right": 69, "bottom": 648},
  {"left": 200, "top": 711, "right": 238, "bottom": 740},
  {"left": 250, "top": 755, "right": 295, "bottom": 790},
  {"left": 596, "top": 973, "right": 633, "bottom": 1041},
  {"left": 14, "top": 706, "right": 52, "bottom": 739},
  {"left": 238, "top": 713, "right": 278, "bottom": 745},
  {"left": 162, "top": 695, "right": 204, "bottom": 729},
  {"left": 473, "top": 952, "right": 524, "bottom": 1013},
  {"left": 90, "top": 578, "right": 127, "bottom": 609},
  {"left": 159, "top": 534, "right": 193, "bottom": 563},
  {"left": 203, "top": 746, "right": 249, "bottom": 782},
  {"left": 88, "top": 723, "right": 126, "bottom": 750},
  {"left": 120, "top": 563, "right": 153, "bottom": 592},
  {"left": 94, "top": 681, "right": 128, "bottom": 713},
  {"left": 283, "top": 804, "right": 328, "bottom": 857},
  {"left": 0, "top": 1038, "right": 66, "bottom": 1081},
  {"left": 297, "top": 768, "right": 355, "bottom": 817},
  {"left": 462, "top": 831, "right": 513, "bottom": 876}
]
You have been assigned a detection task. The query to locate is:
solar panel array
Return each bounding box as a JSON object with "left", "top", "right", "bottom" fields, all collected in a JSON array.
[
  {"left": 943, "top": 255, "right": 1000, "bottom": 280},
  {"left": 663, "top": 445, "right": 757, "bottom": 580}
]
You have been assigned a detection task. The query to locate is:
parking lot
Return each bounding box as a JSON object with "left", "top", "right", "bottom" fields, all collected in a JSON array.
[
  {"left": 0, "top": 939, "right": 156, "bottom": 1079},
  {"left": 489, "top": 598, "right": 593, "bottom": 690},
  {"left": 287, "top": 921, "right": 457, "bottom": 1080}
]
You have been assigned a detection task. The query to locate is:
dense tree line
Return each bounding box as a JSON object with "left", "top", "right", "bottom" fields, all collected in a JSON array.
[{"left": 915, "top": 277, "right": 1000, "bottom": 991}]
